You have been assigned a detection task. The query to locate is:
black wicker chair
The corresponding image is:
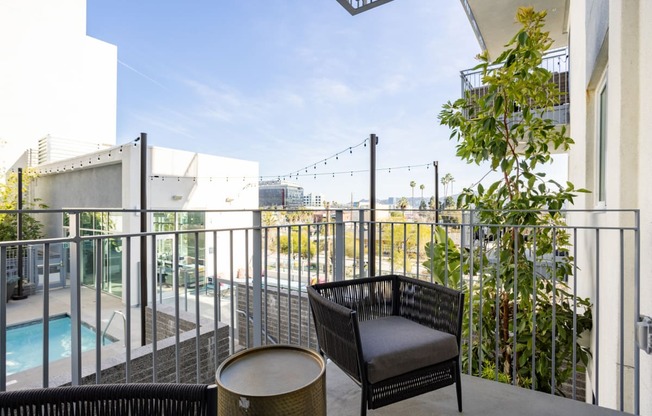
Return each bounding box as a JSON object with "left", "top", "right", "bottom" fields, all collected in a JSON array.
[
  {"left": 0, "top": 383, "right": 216, "bottom": 415},
  {"left": 308, "top": 274, "right": 464, "bottom": 415}
]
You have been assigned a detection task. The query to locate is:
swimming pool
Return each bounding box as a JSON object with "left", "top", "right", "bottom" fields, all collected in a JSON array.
[{"left": 6, "top": 314, "right": 115, "bottom": 375}]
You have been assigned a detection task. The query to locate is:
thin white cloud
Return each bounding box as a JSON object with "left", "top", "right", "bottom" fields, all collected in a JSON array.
[{"left": 118, "top": 59, "right": 167, "bottom": 89}]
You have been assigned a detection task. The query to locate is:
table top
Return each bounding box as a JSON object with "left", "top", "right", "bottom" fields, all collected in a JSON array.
[{"left": 217, "top": 345, "right": 325, "bottom": 396}]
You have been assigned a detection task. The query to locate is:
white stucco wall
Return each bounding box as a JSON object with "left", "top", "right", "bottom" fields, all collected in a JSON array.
[
  {"left": 0, "top": 0, "right": 117, "bottom": 174},
  {"left": 33, "top": 144, "right": 259, "bottom": 308},
  {"left": 567, "top": 1, "right": 651, "bottom": 413},
  {"left": 148, "top": 147, "right": 259, "bottom": 285},
  {"left": 636, "top": 1, "right": 652, "bottom": 413}
]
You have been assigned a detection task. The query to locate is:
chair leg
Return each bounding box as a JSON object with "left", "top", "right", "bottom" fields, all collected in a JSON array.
[
  {"left": 455, "top": 361, "right": 463, "bottom": 412},
  {"left": 360, "top": 385, "right": 368, "bottom": 416}
]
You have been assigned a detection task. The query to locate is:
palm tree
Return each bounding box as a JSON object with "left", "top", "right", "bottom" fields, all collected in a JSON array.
[
  {"left": 397, "top": 197, "right": 409, "bottom": 211},
  {"left": 419, "top": 184, "right": 425, "bottom": 203},
  {"left": 441, "top": 173, "right": 454, "bottom": 200},
  {"left": 428, "top": 195, "right": 436, "bottom": 210},
  {"left": 409, "top": 181, "right": 416, "bottom": 208}
]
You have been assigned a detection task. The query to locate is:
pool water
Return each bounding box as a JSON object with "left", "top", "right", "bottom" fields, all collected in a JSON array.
[{"left": 6, "top": 315, "right": 114, "bottom": 375}]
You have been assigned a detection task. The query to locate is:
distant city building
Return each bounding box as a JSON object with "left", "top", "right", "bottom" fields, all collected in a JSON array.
[
  {"left": 303, "top": 193, "right": 324, "bottom": 207},
  {"left": 259, "top": 180, "right": 304, "bottom": 208}
]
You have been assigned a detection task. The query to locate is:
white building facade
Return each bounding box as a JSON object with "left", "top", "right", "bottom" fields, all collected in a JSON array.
[
  {"left": 303, "top": 193, "right": 324, "bottom": 207},
  {"left": 33, "top": 143, "right": 259, "bottom": 307},
  {"left": 0, "top": 0, "right": 117, "bottom": 175},
  {"left": 565, "top": 2, "right": 651, "bottom": 413}
]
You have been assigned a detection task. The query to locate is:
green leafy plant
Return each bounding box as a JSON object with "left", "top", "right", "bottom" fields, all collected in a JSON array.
[
  {"left": 429, "top": 7, "right": 592, "bottom": 395},
  {"left": 0, "top": 169, "right": 46, "bottom": 243},
  {"left": 0, "top": 169, "right": 47, "bottom": 288}
]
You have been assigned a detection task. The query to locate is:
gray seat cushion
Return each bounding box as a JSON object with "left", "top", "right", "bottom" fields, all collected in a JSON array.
[{"left": 358, "top": 316, "right": 458, "bottom": 384}]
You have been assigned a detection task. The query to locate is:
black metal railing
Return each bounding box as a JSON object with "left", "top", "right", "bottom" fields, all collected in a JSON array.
[{"left": 0, "top": 207, "right": 643, "bottom": 414}]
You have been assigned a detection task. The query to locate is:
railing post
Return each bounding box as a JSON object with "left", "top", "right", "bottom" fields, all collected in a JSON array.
[
  {"left": 252, "top": 210, "right": 263, "bottom": 347},
  {"left": 69, "top": 212, "right": 82, "bottom": 385},
  {"left": 369, "top": 134, "right": 377, "bottom": 277},
  {"left": 334, "top": 210, "right": 344, "bottom": 281},
  {"left": 358, "top": 209, "right": 365, "bottom": 278},
  {"left": 1, "top": 246, "right": 7, "bottom": 391}
]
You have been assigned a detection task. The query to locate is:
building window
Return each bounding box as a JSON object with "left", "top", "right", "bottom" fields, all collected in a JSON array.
[{"left": 597, "top": 80, "right": 608, "bottom": 205}]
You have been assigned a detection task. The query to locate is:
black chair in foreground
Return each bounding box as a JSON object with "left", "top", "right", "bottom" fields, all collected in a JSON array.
[
  {"left": 0, "top": 383, "right": 216, "bottom": 416},
  {"left": 308, "top": 274, "right": 464, "bottom": 416}
]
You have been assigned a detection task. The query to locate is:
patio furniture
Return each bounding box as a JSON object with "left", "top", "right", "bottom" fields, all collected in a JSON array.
[
  {"left": 308, "top": 274, "right": 464, "bottom": 415},
  {"left": 216, "top": 344, "right": 326, "bottom": 415},
  {"left": 0, "top": 383, "right": 216, "bottom": 415}
]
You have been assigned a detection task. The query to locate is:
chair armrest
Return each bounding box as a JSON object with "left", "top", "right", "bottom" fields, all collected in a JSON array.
[
  {"left": 396, "top": 276, "right": 465, "bottom": 344},
  {"left": 307, "top": 286, "right": 363, "bottom": 383}
]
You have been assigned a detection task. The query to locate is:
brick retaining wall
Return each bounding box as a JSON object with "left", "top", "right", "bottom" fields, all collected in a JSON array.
[
  {"left": 56, "top": 304, "right": 229, "bottom": 386},
  {"left": 236, "top": 282, "right": 317, "bottom": 349}
]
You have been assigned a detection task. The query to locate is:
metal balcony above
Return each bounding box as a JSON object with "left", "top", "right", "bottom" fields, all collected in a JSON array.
[{"left": 336, "top": 0, "right": 395, "bottom": 15}]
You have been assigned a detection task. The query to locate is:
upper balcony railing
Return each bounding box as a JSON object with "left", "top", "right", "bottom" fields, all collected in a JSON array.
[
  {"left": 461, "top": 48, "right": 570, "bottom": 127},
  {"left": 335, "top": 0, "right": 395, "bottom": 15},
  {"left": 0, "top": 207, "right": 644, "bottom": 414}
]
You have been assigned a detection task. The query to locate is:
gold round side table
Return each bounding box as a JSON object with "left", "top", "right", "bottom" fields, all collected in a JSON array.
[{"left": 216, "top": 344, "right": 326, "bottom": 415}]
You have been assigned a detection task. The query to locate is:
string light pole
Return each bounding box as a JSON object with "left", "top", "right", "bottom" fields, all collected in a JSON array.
[
  {"left": 369, "top": 134, "right": 377, "bottom": 277},
  {"left": 13, "top": 168, "right": 27, "bottom": 300},
  {"left": 139, "top": 132, "right": 148, "bottom": 346}
]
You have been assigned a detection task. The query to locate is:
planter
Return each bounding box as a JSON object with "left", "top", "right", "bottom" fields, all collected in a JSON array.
[
  {"left": 6, "top": 281, "right": 17, "bottom": 302},
  {"left": 10, "top": 279, "right": 30, "bottom": 300}
]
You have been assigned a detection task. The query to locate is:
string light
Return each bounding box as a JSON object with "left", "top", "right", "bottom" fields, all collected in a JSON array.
[
  {"left": 281, "top": 138, "right": 368, "bottom": 179},
  {"left": 31, "top": 136, "right": 435, "bottom": 187},
  {"left": 143, "top": 162, "right": 433, "bottom": 183}
]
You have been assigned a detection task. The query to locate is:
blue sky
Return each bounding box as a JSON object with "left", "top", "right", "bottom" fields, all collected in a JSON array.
[{"left": 86, "top": 1, "right": 553, "bottom": 203}]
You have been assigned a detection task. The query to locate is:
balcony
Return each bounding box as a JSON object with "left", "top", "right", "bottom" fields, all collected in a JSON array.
[
  {"left": 335, "top": 0, "right": 395, "bottom": 15},
  {"left": 0, "top": 207, "right": 643, "bottom": 414},
  {"left": 460, "top": 48, "right": 570, "bottom": 133}
]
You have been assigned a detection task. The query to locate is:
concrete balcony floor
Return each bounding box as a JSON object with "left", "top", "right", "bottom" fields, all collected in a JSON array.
[{"left": 326, "top": 362, "right": 629, "bottom": 416}]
